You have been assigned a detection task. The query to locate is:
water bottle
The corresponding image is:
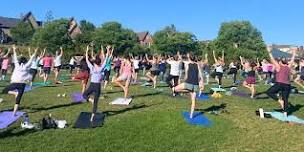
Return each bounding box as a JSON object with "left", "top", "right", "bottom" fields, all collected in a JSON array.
[
  {"left": 259, "top": 108, "right": 264, "bottom": 118},
  {"left": 23, "top": 114, "right": 30, "bottom": 124}
]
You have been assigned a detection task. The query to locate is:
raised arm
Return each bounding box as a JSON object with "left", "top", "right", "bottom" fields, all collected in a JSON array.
[
  {"left": 59, "top": 47, "right": 64, "bottom": 57},
  {"left": 12, "top": 45, "right": 19, "bottom": 66},
  {"left": 213, "top": 50, "right": 218, "bottom": 63},
  {"left": 3, "top": 48, "right": 11, "bottom": 58},
  {"left": 221, "top": 50, "right": 224, "bottom": 62},
  {"left": 25, "top": 48, "right": 38, "bottom": 68},
  {"left": 28, "top": 47, "right": 32, "bottom": 57},
  {"left": 86, "top": 46, "right": 93, "bottom": 69},
  {"left": 99, "top": 45, "right": 105, "bottom": 60},
  {"left": 267, "top": 46, "right": 280, "bottom": 71},
  {"left": 288, "top": 47, "right": 297, "bottom": 68}
]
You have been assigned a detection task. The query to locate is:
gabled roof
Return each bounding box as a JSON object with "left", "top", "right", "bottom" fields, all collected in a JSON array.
[
  {"left": 0, "top": 16, "right": 20, "bottom": 28},
  {"left": 137, "top": 31, "right": 149, "bottom": 41}
]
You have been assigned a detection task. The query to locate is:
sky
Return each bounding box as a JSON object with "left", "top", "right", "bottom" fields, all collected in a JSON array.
[{"left": 0, "top": 0, "right": 303, "bottom": 45}]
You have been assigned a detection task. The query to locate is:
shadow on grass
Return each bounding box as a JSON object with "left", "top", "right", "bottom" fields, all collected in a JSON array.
[
  {"left": 288, "top": 104, "right": 304, "bottom": 115},
  {"left": 196, "top": 103, "right": 227, "bottom": 113},
  {"left": 0, "top": 127, "right": 38, "bottom": 139},
  {"left": 131, "top": 92, "right": 161, "bottom": 98},
  {"left": 24, "top": 103, "right": 82, "bottom": 114},
  {"left": 103, "top": 103, "right": 161, "bottom": 117},
  {"left": 105, "top": 90, "right": 124, "bottom": 94}
]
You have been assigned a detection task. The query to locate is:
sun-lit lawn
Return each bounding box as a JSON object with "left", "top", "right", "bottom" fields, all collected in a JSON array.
[{"left": 0, "top": 70, "right": 304, "bottom": 152}]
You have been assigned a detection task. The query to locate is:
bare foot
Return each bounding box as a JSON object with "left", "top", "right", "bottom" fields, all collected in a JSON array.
[{"left": 90, "top": 114, "right": 95, "bottom": 122}]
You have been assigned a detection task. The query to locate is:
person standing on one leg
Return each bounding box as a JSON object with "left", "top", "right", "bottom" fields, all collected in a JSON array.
[
  {"left": 1, "top": 46, "right": 37, "bottom": 116},
  {"left": 29, "top": 48, "right": 45, "bottom": 87},
  {"left": 42, "top": 52, "right": 54, "bottom": 84},
  {"left": 0, "top": 48, "right": 11, "bottom": 81},
  {"left": 266, "top": 46, "right": 297, "bottom": 116},
  {"left": 114, "top": 56, "right": 134, "bottom": 99},
  {"left": 82, "top": 46, "right": 107, "bottom": 122},
  {"left": 102, "top": 45, "right": 114, "bottom": 89},
  {"left": 54, "top": 47, "right": 63, "bottom": 84},
  {"left": 173, "top": 53, "right": 204, "bottom": 118},
  {"left": 213, "top": 50, "right": 225, "bottom": 88},
  {"left": 166, "top": 53, "right": 182, "bottom": 96}
]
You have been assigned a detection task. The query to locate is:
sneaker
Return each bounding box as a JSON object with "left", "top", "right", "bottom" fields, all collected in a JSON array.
[
  {"left": 89, "top": 98, "right": 94, "bottom": 103},
  {"left": 21, "top": 122, "right": 35, "bottom": 129}
]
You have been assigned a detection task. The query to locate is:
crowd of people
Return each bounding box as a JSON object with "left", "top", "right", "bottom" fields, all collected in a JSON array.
[{"left": 0, "top": 44, "right": 301, "bottom": 121}]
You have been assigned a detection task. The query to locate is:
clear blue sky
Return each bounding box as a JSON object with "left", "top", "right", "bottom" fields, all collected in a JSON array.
[{"left": 0, "top": 0, "right": 303, "bottom": 45}]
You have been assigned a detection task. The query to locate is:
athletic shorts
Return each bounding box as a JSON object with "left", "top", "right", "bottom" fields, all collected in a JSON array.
[
  {"left": 135, "top": 68, "right": 139, "bottom": 73},
  {"left": 1, "top": 69, "right": 7, "bottom": 75},
  {"left": 103, "top": 69, "right": 111, "bottom": 81},
  {"left": 215, "top": 72, "right": 223, "bottom": 78},
  {"left": 245, "top": 76, "right": 256, "bottom": 84},
  {"left": 55, "top": 65, "right": 61, "bottom": 71},
  {"left": 181, "top": 82, "right": 199, "bottom": 92},
  {"left": 116, "top": 74, "right": 132, "bottom": 81},
  {"left": 43, "top": 67, "right": 51, "bottom": 74},
  {"left": 74, "top": 71, "right": 89, "bottom": 85},
  {"left": 114, "top": 67, "right": 120, "bottom": 73},
  {"left": 300, "top": 75, "right": 304, "bottom": 81},
  {"left": 151, "top": 70, "right": 160, "bottom": 76}
]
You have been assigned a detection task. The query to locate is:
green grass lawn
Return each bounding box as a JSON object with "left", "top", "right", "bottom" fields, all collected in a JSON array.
[{"left": 1, "top": 71, "right": 304, "bottom": 152}]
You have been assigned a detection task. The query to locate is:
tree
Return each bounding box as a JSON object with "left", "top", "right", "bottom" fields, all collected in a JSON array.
[
  {"left": 93, "top": 22, "right": 138, "bottom": 54},
  {"left": 10, "top": 22, "right": 34, "bottom": 44},
  {"left": 214, "top": 21, "right": 267, "bottom": 61},
  {"left": 74, "top": 20, "right": 96, "bottom": 48},
  {"left": 45, "top": 10, "right": 54, "bottom": 23},
  {"left": 153, "top": 24, "right": 199, "bottom": 55},
  {"left": 31, "top": 19, "right": 74, "bottom": 57}
]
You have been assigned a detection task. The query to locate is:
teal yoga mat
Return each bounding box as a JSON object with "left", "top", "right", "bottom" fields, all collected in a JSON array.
[{"left": 265, "top": 112, "right": 304, "bottom": 124}]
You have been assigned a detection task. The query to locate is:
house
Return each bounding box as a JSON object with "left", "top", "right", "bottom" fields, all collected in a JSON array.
[
  {"left": 68, "top": 18, "right": 82, "bottom": 39},
  {"left": 136, "top": 31, "right": 153, "bottom": 47},
  {"left": 0, "top": 12, "right": 42, "bottom": 43}
]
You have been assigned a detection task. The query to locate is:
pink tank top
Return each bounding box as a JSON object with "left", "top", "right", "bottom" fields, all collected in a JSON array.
[
  {"left": 122, "top": 63, "right": 132, "bottom": 76},
  {"left": 275, "top": 65, "right": 290, "bottom": 84},
  {"left": 43, "top": 57, "right": 53, "bottom": 68},
  {"left": 1, "top": 58, "right": 9, "bottom": 70}
]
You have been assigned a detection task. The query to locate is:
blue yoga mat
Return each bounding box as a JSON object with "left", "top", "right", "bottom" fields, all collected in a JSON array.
[
  {"left": 71, "top": 92, "right": 86, "bottom": 103},
  {"left": 265, "top": 112, "right": 304, "bottom": 124},
  {"left": 182, "top": 112, "right": 212, "bottom": 126},
  {"left": 0, "top": 111, "right": 25, "bottom": 129},
  {"left": 196, "top": 93, "right": 209, "bottom": 101}
]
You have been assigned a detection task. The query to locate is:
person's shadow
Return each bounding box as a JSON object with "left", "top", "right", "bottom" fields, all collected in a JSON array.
[
  {"left": 288, "top": 104, "right": 304, "bottom": 115},
  {"left": 196, "top": 103, "right": 227, "bottom": 113},
  {"left": 0, "top": 127, "right": 37, "bottom": 139},
  {"left": 103, "top": 103, "right": 161, "bottom": 117}
]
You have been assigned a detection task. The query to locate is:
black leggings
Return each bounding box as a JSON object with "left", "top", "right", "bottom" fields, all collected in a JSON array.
[
  {"left": 166, "top": 75, "right": 179, "bottom": 88},
  {"left": 82, "top": 82, "right": 101, "bottom": 114},
  {"left": 29, "top": 69, "right": 38, "bottom": 82},
  {"left": 2, "top": 83, "right": 26, "bottom": 104},
  {"left": 228, "top": 68, "right": 237, "bottom": 83},
  {"left": 216, "top": 72, "right": 223, "bottom": 85},
  {"left": 266, "top": 82, "right": 291, "bottom": 112}
]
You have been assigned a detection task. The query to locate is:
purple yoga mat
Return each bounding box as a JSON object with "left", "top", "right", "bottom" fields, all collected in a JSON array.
[
  {"left": 71, "top": 92, "right": 86, "bottom": 103},
  {"left": 0, "top": 111, "right": 25, "bottom": 129},
  {"left": 232, "top": 91, "right": 251, "bottom": 98}
]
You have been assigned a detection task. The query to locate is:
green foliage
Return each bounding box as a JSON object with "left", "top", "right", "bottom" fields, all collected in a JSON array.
[
  {"left": 74, "top": 20, "right": 96, "bottom": 50},
  {"left": 214, "top": 21, "right": 267, "bottom": 61},
  {"left": 31, "top": 19, "right": 74, "bottom": 57},
  {"left": 152, "top": 24, "right": 199, "bottom": 55},
  {"left": 10, "top": 22, "right": 34, "bottom": 44},
  {"left": 93, "top": 22, "right": 138, "bottom": 55}
]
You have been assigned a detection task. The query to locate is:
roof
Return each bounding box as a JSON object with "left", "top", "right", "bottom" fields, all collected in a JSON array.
[
  {"left": 272, "top": 48, "right": 292, "bottom": 58},
  {"left": 137, "top": 31, "right": 149, "bottom": 41},
  {"left": 0, "top": 16, "right": 20, "bottom": 28}
]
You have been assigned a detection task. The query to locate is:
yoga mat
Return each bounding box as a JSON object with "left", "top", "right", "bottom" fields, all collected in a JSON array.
[
  {"left": 32, "top": 81, "right": 51, "bottom": 87},
  {"left": 140, "top": 82, "right": 152, "bottom": 87},
  {"left": 13, "top": 85, "right": 32, "bottom": 93},
  {"left": 182, "top": 112, "right": 212, "bottom": 126},
  {"left": 59, "top": 76, "right": 70, "bottom": 81},
  {"left": 74, "top": 112, "right": 105, "bottom": 129},
  {"left": 71, "top": 92, "right": 86, "bottom": 103},
  {"left": 0, "top": 111, "right": 25, "bottom": 129},
  {"left": 232, "top": 91, "right": 251, "bottom": 98},
  {"left": 110, "top": 98, "right": 132, "bottom": 105},
  {"left": 196, "top": 93, "right": 209, "bottom": 101},
  {"left": 211, "top": 88, "right": 226, "bottom": 92},
  {"left": 264, "top": 112, "right": 304, "bottom": 124}
]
